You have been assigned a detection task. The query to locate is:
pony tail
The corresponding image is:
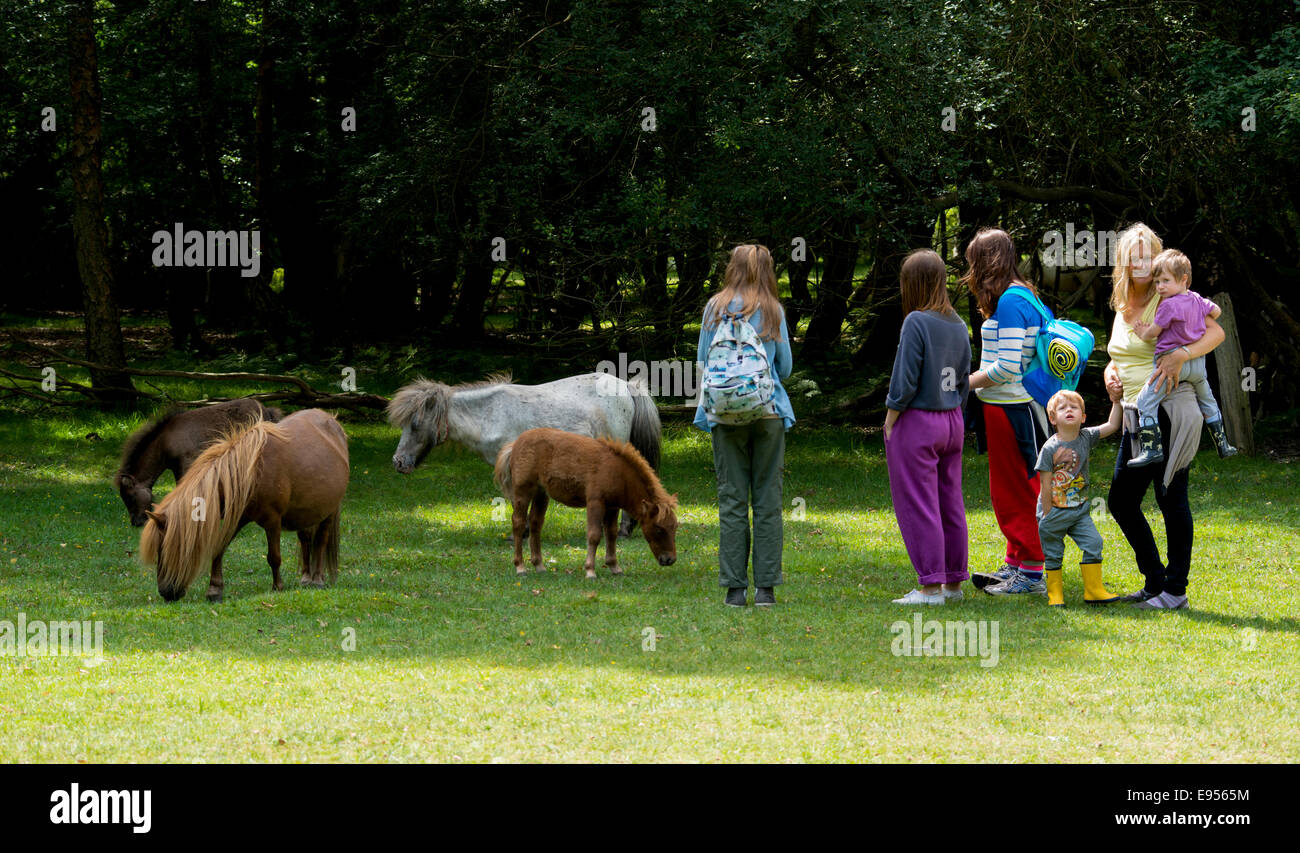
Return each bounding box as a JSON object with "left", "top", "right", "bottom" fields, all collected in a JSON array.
[
  {"left": 323, "top": 512, "right": 340, "bottom": 583},
  {"left": 493, "top": 441, "right": 515, "bottom": 496},
  {"left": 629, "top": 387, "right": 662, "bottom": 472}
]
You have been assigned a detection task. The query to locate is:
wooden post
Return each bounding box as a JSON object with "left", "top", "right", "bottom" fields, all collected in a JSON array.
[{"left": 1210, "top": 292, "right": 1255, "bottom": 456}]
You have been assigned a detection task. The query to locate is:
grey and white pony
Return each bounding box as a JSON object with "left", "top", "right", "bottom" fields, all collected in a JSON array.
[{"left": 387, "top": 372, "right": 662, "bottom": 536}]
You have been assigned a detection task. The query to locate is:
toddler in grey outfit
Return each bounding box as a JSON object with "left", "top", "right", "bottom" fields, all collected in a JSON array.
[{"left": 1035, "top": 388, "right": 1123, "bottom": 606}]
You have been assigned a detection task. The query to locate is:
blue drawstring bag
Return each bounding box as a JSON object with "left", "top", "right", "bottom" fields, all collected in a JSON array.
[{"left": 1006, "top": 285, "right": 1095, "bottom": 406}]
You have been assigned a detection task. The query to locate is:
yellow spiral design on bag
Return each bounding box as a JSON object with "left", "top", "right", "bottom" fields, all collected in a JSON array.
[{"left": 1047, "top": 339, "right": 1080, "bottom": 379}]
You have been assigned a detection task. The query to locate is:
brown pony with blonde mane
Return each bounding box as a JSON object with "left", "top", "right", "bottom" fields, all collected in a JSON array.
[
  {"left": 494, "top": 428, "right": 678, "bottom": 578},
  {"left": 139, "top": 408, "right": 349, "bottom": 602}
]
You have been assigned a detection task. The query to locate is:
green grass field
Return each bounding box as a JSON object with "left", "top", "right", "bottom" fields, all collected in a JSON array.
[{"left": 1, "top": 391, "right": 1298, "bottom": 762}]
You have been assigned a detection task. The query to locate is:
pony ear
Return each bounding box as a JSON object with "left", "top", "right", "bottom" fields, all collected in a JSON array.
[
  {"left": 641, "top": 499, "right": 660, "bottom": 523},
  {"left": 146, "top": 509, "right": 167, "bottom": 528},
  {"left": 119, "top": 474, "right": 135, "bottom": 488}
]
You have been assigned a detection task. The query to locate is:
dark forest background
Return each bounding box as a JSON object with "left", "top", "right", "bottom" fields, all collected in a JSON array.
[{"left": 2, "top": 0, "right": 1298, "bottom": 423}]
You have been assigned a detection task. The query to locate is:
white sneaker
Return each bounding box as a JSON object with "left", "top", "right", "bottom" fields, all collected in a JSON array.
[
  {"left": 942, "top": 588, "right": 964, "bottom": 602},
  {"left": 892, "top": 589, "right": 945, "bottom": 606}
]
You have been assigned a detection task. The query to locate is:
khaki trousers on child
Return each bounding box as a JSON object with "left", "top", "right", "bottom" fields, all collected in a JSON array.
[{"left": 711, "top": 417, "right": 785, "bottom": 589}]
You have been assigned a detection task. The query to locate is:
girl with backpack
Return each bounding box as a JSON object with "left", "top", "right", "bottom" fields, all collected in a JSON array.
[
  {"left": 694, "top": 244, "right": 795, "bottom": 607},
  {"left": 884, "top": 250, "right": 972, "bottom": 605},
  {"left": 962, "top": 228, "right": 1051, "bottom": 596}
]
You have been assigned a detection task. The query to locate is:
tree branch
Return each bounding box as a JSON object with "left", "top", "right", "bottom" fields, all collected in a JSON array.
[
  {"left": 928, "top": 181, "right": 1135, "bottom": 212},
  {"left": 3, "top": 337, "right": 389, "bottom": 411},
  {"left": 988, "top": 179, "right": 1133, "bottom": 210}
]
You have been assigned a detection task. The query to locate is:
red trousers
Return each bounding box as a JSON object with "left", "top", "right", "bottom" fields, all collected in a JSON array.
[{"left": 983, "top": 402, "right": 1044, "bottom": 567}]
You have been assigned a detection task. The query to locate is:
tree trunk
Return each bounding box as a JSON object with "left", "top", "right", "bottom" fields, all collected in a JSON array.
[
  {"left": 642, "top": 247, "right": 670, "bottom": 324},
  {"left": 449, "top": 247, "right": 494, "bottom": 341},
  {"left": 786, "top": 252, "right": 813, "bottom": 335},
  {"left": 420, "top": 249, "right": 458, "bottom": 330},
  {"left": 252, "top": 0, "right": 277, "bottom": 326},
  {"left": 1210, "top": 292, "right": 1255, "bottom": 456},
  {"left": 670, "top": 231, "right": 713, "bottom": 345},
  {"left": 192, "top": 0, "right": 229, "bottom": 221},
  {"left": 68, "top": 0, "right": 133, "bottom": 400},
  {"left": 800, "top": 230, "right": 860, "bottom": 360}
]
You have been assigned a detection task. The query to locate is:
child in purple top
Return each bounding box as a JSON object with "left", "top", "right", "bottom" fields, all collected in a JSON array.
[{"left": 1129, "top": 249, "right": 1237, "bottom": 465}]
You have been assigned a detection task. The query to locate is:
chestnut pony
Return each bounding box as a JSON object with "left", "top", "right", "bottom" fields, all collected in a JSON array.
[
  {"left": 494, "top": 428, "right": 678, "bottom": 578},
  {"left": 139, "top": 409, "right": 349, "bottom": 602}
]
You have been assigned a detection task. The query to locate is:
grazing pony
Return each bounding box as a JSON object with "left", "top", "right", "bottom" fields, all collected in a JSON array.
[
  {"left": 139, "top": 409, "right": 349, "bottom": 603},
  {"left": 494, "top": 428, "right": 678, "bottom": 578},
  {"left": 115, "top": 398, "right": 282, "bottom": 527},
  {"left": 387, "top": 372, "right": 662, "bottom": 537}
]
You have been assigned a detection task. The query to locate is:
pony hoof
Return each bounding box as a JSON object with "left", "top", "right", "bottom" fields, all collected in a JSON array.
[
  {"left": 609, "top": 567, "right": 623, "bottom": 576},
  {"left": 205, "top": 591, "right": 223, "bottom": 603},
  {"left": 515, "top": 567, "right": 527, "bottom": 575},
  {"left": 300, "top": 580, "right": 326, "bottom": 589},
  {"left": 585, "top": 570, "right": 597, "bottom": 580}
]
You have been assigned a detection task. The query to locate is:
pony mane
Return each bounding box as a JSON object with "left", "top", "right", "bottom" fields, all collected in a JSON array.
[
  {"left": 116, "top": 407, "right": 183, "bottom": 485},
  {"left": 599, "top": 438, "right": 675, "bottom": 508},
  {"left": 140, "top": 419, "right": 287, "bottom": 591},
  {"left": 386, "top": 372, "right": 513, "bottom": 428}
]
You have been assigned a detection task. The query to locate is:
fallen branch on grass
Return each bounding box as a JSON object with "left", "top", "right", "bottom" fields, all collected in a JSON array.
[{"left": 2, "top": 336, "right": 390, "bottom": 412}]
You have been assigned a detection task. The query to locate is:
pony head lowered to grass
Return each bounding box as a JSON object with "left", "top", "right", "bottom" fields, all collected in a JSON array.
[
  {"left": 115, "top": 398, "right": 282, "bottom": 527},
  {"left": 385, "top": 373, "right": 512, "bottom": 473},
  {"left": 494, "top": 428, "right": 678, "bottom": 578},
  {"left": 139, "top": 420, "right": 276, "bottom": 601},
  {"left": 139, "top": 409, "right": 349, "bottom": 603}
]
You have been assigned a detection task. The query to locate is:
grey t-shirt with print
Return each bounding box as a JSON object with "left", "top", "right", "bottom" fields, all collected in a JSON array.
[{"left": 1035, "top": 426, "right": 1102, "bottom": 509}]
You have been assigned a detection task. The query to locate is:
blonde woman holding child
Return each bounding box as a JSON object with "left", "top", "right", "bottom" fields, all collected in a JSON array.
[{"left": 1104, "top": 224, "right": 1226, "bottom": 610}]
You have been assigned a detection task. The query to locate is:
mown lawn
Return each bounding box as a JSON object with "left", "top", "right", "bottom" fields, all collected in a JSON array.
[{"left": 1, "top": 407, "right": 1297, "bottom": 762}]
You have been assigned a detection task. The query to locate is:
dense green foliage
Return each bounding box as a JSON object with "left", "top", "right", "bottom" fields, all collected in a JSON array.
[{"left": 2, "top": 1, "right": 1298, "bottom": 403}]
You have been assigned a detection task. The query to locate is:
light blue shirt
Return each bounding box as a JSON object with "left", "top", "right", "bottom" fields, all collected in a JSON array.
[{"left": 693, "top": 300, "right": 795, "bottom": 432}]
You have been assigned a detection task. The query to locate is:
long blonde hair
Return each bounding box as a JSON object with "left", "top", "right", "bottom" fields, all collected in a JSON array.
[
  {"left": 702, "top": 244, "right": 784, "bottom": 341},
  {"left": 1110, "top": 223, "right": 1163, "bottom": 312}
]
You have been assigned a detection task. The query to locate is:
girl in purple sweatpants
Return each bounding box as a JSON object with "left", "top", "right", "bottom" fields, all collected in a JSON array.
[{"left": 884, "top": 250, "right": 973, "bottom": 606}]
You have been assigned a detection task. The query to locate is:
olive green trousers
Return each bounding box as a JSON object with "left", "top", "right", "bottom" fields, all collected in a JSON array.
[{"left": 710, "top": 417, "right": 785, "bottom": 589}]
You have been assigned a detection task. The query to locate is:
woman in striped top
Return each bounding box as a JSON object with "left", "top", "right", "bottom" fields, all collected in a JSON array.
[{"left": 962, "top": 228, "right": 1048, "bottom": 595}]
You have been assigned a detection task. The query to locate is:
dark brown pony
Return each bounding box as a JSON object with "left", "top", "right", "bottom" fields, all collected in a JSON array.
[
  {"left": 139, "top": 409, "right": 349, "bottom": 603},
  {"left": 494, "top": 428, "right": 678, "bottom": 578},
  {"left": 115, "top": 399, "right": 282, "bottom": 527}
]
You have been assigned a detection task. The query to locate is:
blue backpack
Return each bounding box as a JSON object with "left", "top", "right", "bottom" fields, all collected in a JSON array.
[{"left": 1005, "top": 285, "right": 1095, "bottom": 406}]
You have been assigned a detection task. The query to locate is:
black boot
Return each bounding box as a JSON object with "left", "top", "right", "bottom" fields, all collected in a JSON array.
[
  {"left": 1207, "top": 419, "right": 1238, "bottom": 458},
  {"left": 1127, "top": 423, "right": 1165, "bottom": 467}
]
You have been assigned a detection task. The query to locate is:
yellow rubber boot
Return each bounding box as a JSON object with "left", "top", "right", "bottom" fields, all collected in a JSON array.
[
  {"left": 1045, "top": 569, "right": 1065, "bottom": 607},
  {"left": 1081, "top": 562, "right": 1120, "bottom": 605}
]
